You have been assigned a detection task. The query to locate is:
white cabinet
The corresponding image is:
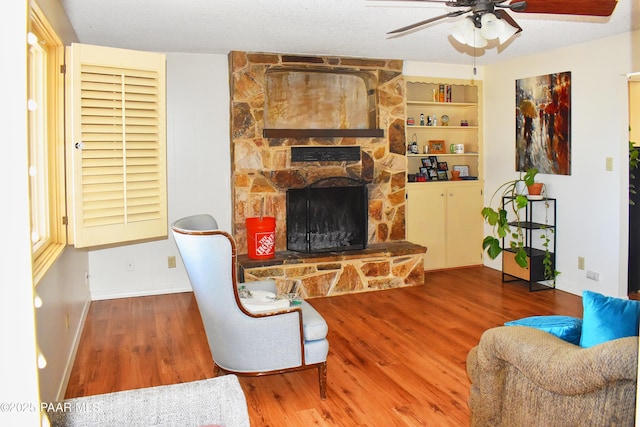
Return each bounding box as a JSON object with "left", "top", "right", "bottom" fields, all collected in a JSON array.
[{"left": 406, "top": 182, "right": 484, "bottom": 271}]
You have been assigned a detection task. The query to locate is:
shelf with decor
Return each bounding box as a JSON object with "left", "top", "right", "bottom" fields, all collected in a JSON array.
[{"left": 405, "top": 78, "right": 482, "bottom": 183}]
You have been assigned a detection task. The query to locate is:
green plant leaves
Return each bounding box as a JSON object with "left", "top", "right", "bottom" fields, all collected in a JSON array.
[
  {"left": 514, "top": 249, "right": 528, "bottom": 267},
  {"left": 523, "top": 168, "right": 538, "bottom": 186},
  {"left": 481, "top": 207, "right": 498, "bottom": 225},
  {"left": 482, "top": 168, "right": 538, "bottom": 268},
  {"left": 515, "top": 194, "right": 529, "bottom": 209},
  {"left": 483, "top": 236, "right": 502, "bottom": 259}
]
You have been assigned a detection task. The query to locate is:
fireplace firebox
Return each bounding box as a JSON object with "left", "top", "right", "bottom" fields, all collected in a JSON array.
[{"left": 286, "top": 177, "right": 368, "bottom": 253}]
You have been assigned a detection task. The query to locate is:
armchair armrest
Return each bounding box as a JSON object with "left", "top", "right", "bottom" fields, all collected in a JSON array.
[
  {"left": 468, "top": 326, "right": 638, "bottom": 395},
  {"left": 467, "top": 326, "right": 638, "bottom": 427}
]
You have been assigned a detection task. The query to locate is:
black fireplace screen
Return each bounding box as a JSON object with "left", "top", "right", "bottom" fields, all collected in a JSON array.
[{"left": 286, "top": 178, "right": 368, "bottom": 253}]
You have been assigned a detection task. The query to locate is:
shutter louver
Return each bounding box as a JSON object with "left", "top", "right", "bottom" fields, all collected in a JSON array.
[{"left": 68, "top": 44, "right": 166, "bottom": 248}]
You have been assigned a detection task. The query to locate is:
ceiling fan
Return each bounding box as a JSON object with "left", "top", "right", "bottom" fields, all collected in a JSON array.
[{"left": 385, "top": 0, "right": 619, "bottom": 47}]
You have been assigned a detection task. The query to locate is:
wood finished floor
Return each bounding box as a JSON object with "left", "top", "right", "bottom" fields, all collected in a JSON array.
[{"left": 65, "top": 267, "right": 584, "bottom": 426}]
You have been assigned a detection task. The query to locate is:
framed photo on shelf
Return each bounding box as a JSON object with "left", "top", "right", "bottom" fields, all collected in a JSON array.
[
  {"left": 437, "top": 170, "right": 448, "bottom": 181},
  {"left": 428, "top": 168, "right": 438, "bottom": 180},
  {"left": 428, "top": 156, "right": 439, "bottom": 165},
  {"left": 428, "top": 140, "right": 446, "bottom": 154},
  {"left": 452, "top": 165, "right": 470, "bottom": 177},
  {"left": 419, "top": 167, "right": 429, "bottom": 176},
  {"left": 437, "top": 161, "right": 448, "bottom": 171},
  {"left": 421, "top": 158, "right": 432, "bottom": 168}
]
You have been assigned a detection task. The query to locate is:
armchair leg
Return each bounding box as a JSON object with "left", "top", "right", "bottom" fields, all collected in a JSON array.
[{"left": 318, "top": 362, "right": 327, "bottom": 400}]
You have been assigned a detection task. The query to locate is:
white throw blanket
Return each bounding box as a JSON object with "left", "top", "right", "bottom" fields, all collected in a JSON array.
[{"left": 46, "top": 375, "right": 250, "bottom": 427}]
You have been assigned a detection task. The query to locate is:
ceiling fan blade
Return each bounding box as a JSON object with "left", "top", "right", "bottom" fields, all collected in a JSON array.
[
  {"left": 387, "top": 9, "right": 468, "bottom": 34},
  {"left": 370, "top": 0, "right": 459, "bottom": 4},
  {"left": 494, "top": 9, "right": 523, "bottom": 34},
  {"left": 512, "top": 0, "right": 618, "bottom": 16},
  {"left": 494, "top": 9, "right": 522, "bottom": 34},
  {"left": 497, "top": 0, "right": 527, "bottom": 12}
]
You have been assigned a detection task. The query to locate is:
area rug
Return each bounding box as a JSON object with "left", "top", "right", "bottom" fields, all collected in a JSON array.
[{"left": 46, "top": 374, "right": 250, "bottom": 427}]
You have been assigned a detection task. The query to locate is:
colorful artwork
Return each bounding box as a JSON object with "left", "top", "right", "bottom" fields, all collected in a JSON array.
[{"left": 516, "top": 72, "right": 571, "bottom": 175}]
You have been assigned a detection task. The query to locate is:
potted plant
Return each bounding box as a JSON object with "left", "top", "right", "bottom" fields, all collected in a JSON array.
[
  {"left": 482, "top": 168, "right": 538, "bottom": 268},
  {"left": 527, "top": 182, "right": 544, "bottom": 197},
  {"left": 482, "top": 168, "right": 559, "bottom": 283}
]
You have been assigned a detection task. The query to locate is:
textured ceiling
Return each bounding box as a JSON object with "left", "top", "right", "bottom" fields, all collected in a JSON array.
[{"left": 60, "top": 0, "right": 639, "bottom": 65}]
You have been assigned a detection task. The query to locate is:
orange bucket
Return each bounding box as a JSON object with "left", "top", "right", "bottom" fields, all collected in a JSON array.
[{"left": 246, "top": 217, "right": 276, "bottom": 259}]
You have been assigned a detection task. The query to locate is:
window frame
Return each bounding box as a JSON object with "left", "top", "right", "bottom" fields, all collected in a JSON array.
[{"left": 28, "top": 2, "right": 66, "bottom": 284}]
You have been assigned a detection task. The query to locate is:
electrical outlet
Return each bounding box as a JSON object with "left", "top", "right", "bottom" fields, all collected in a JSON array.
[
  {"left": 587, "top": 270, "right": 600, "bottom": 281},
  {"left": 168, "top": 256, "right": 176, "bottom": 268},
  {"left": 578, "top": 257, "right": 585, "bottom": 270}
]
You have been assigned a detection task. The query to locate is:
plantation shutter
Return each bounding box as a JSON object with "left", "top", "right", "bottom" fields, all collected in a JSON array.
[{"left": 67, "top": 43, "right": 167, "bottom": 248}]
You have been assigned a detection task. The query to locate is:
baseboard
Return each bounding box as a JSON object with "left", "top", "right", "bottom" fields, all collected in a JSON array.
[
  {"left": 55, "top": 296, "right": 91, "bottom": 402},
  {"left": 90, "top": 285, "right": 193, "bottom": 301}
]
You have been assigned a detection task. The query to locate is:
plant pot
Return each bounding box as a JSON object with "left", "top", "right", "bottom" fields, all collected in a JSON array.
[{"left": 527, "top": 183, "right": 544, "bottom": 196}]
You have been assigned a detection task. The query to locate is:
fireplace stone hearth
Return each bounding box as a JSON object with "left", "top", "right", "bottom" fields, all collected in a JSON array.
[{"left": 238, "top": 241, "right": 426, "bottom": 298}]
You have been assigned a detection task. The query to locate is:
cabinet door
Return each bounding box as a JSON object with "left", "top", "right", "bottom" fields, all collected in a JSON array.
[
  {"left": 445, "top": 183, "right": 483, "bottom": 268},
  {"left": 406, "top": 185, "right": 446, "bottom": 270}
]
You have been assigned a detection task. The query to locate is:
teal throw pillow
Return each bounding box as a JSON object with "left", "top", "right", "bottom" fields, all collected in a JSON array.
[
  {"left": 505, "top": 315, "right": 582, "bottom": 345},
  {"left": 579, "top": 290, "right": 640, "bottom": 348}
]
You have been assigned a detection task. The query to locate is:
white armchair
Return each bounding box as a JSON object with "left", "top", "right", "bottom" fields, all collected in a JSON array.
[{"left": 171, "top": 214, "right": 329, "bottom": 399}]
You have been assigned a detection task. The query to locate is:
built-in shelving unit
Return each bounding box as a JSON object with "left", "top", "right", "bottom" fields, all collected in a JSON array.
[{"left": 404, "top": 77, "right": 484, "bottom": 271}]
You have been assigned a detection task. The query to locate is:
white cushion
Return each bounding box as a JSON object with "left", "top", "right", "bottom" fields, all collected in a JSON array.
[{"left": 300, "top": 301, "right": 328, "bottom": 341}]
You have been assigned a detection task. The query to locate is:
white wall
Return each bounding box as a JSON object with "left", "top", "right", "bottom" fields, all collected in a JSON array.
[
  {"left": 88, "top": 53, "right": 232, "bottom": 299},
  {"left": 482, "top": 31, "right": 640, "bottom": 298},
  {"left": 2, "top": 2, "right": 45, "bottom": 425},
  {"left": 36, "top": 248, "right": 90, "bottom": 402}
]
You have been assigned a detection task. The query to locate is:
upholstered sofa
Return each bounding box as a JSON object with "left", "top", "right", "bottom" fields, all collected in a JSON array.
[{"left": 467, "top": 325, "right": 638, "bottom": 427}]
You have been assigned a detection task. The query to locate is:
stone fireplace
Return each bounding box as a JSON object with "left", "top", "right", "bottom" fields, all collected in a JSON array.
[{"left": 229, "top": 51, "right": 425, "bottom": 297}]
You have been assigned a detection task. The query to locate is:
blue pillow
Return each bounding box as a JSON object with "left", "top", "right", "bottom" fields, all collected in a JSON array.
[
  {"left": 579, "top": 290, "right": 640, "bottom": 348},
  {"left": 505, "top": 315, "right": 583, "bottom": 345}
]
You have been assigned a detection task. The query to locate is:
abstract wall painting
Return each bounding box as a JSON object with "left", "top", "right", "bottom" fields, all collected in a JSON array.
[{"left": 516, "top": 71, "right": 571, "bottom": 175}]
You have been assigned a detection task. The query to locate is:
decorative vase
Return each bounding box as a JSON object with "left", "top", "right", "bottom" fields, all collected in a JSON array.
[
  {"left": 527, "top": 183, "right": 544, "bottom": 196},
  {"left": 451, "top": 170, "right": 461, "bottom": 180}
]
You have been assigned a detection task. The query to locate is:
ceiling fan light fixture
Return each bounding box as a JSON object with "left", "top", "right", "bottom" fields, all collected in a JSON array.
[
  {"left": 469, "top": 27, "right": 488, "bottom": 48},
  {"left": 497, "top": 20, "right": 519, "bottom": 44},
  {"left": 479, "top": 13, "right": 504, "bottom": 40},
  {"left": 450, "top": 17, "right": 475, "bottom": 45}
]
